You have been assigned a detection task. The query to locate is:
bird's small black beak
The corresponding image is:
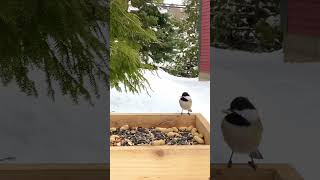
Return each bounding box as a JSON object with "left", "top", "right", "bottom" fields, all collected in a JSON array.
[{"left": 222, "top": 108, "right": 231, "bottom": 114}]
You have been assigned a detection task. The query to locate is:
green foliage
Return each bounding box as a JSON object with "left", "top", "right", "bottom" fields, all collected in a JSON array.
[
  {"left": 0, "top": 0, "right": 108, "bottom": 105},
  {"left": 111, "top": 0, "right": 201, "bottom": 91},
  {"left": 110, "top": 0, "right": 156, "bottom": 93},
  {"left": 132, "top": 0, "right": 180, "bottom": 66},
  {"left": 127, "top": 0, "right": 200, "bottom": 79}
]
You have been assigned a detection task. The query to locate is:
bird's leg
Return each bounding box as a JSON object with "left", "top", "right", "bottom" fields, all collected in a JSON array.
[
  {"left": 188, "top": 110, "right": 191, "bottom": 116},
  {"left": 181, "top": 109, "right": 183, "bottom": 115},
  {"left": 227, "top": 151, "right": 234, "bottom": 168},
  {"left": 248, "top": 156, "right": 257, "bottom": 170}
]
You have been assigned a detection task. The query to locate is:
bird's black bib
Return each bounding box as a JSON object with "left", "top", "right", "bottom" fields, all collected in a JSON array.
[
  {"left": 180, "top": 97, "right": 189, "bottom": 102},
  {"left": 225, "top": 112, "right": 251, "bottom": 126}
]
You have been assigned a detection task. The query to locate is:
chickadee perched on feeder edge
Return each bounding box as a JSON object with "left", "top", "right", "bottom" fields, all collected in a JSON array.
[{"left": 179, "top": 92, "right": 192, "bottom": 115}]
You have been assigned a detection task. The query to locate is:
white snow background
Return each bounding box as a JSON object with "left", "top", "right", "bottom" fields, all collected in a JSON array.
[
  {"left": 212, "top": 47, "right": 320, "bottom": 180},
  {"left": 111, "top": 69, "right": 210, "bottom": 121},
  {"left": 164, "top": 0, "right": 183, "bottom": 5}
]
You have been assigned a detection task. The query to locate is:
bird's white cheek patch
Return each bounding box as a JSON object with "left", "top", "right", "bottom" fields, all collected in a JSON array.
[{"left": 184, "top": 96, "right": 192, "bottom": 101}]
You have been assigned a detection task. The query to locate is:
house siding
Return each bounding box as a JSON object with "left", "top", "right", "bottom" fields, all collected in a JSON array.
[
  {"left": 288, "top": 0, "right": 320, "bottom": 37},
  {"left": 199, "top": 0, "right": 211, "bottom": 80},
  {"left": 285, "top": 0, "right": 320, "bottom": 62}
]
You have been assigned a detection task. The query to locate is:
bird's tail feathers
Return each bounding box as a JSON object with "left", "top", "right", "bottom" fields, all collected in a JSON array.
[{"left": 250, "top": 150, "right": 263, "bottom": 159}]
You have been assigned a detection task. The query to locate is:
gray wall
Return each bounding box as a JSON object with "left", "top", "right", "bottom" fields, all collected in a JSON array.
[
  {"left": 0, "top": 69, "right": 108, "bottom": 164},
  {"left": 211, "top": 47, "right": 320, "bottom": 180}
]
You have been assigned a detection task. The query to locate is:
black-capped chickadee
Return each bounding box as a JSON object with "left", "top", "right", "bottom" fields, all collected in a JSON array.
[
  {"left": 179, "top": 92, "right": 192, "bottom": 115},
  {"left": 221, "top": 97, "right": 263, "bottom": 170}
]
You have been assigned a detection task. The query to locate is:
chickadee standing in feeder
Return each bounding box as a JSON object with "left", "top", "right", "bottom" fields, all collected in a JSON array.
[
  {"left": 179, "top": 92, "right": 192, "bottom": 115},
  {"left": 221, "top": 97, "right": 263, "bottom": 170}
]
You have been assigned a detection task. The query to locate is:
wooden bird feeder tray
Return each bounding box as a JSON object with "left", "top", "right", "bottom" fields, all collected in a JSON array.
[
  {"left": 0, "top": 164, "right": 108, "bottom": 180},
  {"left": 110, "top": 113, "right": 210, "bottom": 180},
  {"left": 212, "top": 164, "right": 304, "bottom": 180}
]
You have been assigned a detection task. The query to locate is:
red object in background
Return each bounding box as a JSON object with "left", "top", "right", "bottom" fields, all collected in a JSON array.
[
  {"left": 288, "top": 0, "right": 320, "bottom": 37},
  {"left": 199, "top": 0, "right": 211, "bottom": 76}
]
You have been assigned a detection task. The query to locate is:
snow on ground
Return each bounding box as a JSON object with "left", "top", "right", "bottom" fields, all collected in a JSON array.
[
  {"left": 111, "top": 69, "right": 210, "bottom": 122},
  {"left": 212, "top": 47, "right": 320, "bottom": 180},
  {"left": 164, "top": 0, "right": 183, "bottom": 5}
]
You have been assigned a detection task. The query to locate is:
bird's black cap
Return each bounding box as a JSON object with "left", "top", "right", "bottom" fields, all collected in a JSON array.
[
  {"left": 230, "top": 96, "right": 256, "bottom": 111},
  {"left": 181, "top": 92, "right": 190, "bottom": 96}
]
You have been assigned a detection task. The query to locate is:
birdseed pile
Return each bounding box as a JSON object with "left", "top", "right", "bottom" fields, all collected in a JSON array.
[{"left": 110, "top": 125, "right": 205, "bottom": 146}]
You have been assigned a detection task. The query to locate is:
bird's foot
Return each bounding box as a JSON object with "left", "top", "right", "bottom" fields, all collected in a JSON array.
[
  {"left": 248, "top": 161, "right": 257, "bottom": 171},
  {"left": 188, "top": 112, "right": 191, "bottom": 116},
  {"left": 227, "top": 160, "right": 232, "bottom": 168}
]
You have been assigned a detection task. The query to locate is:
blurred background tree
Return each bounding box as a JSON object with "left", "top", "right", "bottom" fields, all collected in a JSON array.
[
  {"left": 211, "top": 0, "right": 282, "bottom": 52},
  {"left": 167, "top": 0, "right": 200, "bottom": 78},
  {"left": 0, "top": 0, "right": 108, "bottom": 105},
  {"left": 131, "top": 0, "right": 179, "bottom": 66}
]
